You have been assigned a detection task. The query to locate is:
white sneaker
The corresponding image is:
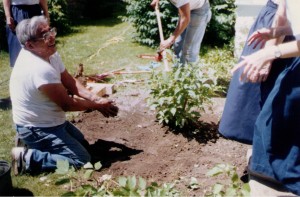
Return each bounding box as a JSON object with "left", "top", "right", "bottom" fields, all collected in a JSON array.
[{"left": 11, "top": 147, "right": 26, "bottom": 175}]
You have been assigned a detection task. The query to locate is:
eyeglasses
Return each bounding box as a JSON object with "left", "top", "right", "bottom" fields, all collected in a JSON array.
[{"left": 33, "top": 27, "right": 57, "bottom": 41}]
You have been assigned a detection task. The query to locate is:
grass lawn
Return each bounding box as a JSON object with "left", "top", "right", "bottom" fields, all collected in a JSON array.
[{"left": 0, "top": 15, "right": 234, "bottom": 195}]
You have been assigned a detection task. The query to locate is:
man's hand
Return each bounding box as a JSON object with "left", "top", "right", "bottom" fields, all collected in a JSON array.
[
  {"left": 159, "top": 37, "right": 174, "bottom": 52},
  {"left": 94, "top": 98, "right": 119, "bottom": 117},
  {"left": 247, "top": 28, "right": 273, "bottom": 49},
  {"left": 150, "top": 0, "right": 159, "bottom": 9}
]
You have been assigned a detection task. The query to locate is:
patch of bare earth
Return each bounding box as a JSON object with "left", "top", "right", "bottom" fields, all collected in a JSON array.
[{"left": 73, "top": 84, "right": 250, "bottom": 196}]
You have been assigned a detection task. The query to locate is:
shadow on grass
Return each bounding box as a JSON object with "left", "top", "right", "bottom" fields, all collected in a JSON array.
[
  {"left": 12, "top": 188, "right": 34, "bottom": 196},
  {"left": 88, "top": 139, "right": 142, "bottom": 168},
  {"left": 0, "top": 97, "right": 11, "bottom": 110}
]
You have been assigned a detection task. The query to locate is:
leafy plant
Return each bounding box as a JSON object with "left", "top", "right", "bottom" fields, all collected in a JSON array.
[
  {"left": 113, "top": 176, "right": 179, "bottom": 196},
  {"left": 148, "top": 60, "right": 221, "bottom": 128},
  {"left": 200, "top": 46, "right": 236, "bottom": 92},
  {"left": 55, "top": 160, "right": 102, "bottom": 195},
  {"left": 205, "top": 164, "right": 250, "bottom": 197},
  {"left": 55, "top": 160, "right": 179, "bottom": 196},
  {"left": 204, "top": 0, "right": 236, "bottom": 46}
]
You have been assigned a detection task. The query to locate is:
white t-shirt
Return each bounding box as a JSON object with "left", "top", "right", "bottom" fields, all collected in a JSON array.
[
  {"left": 286, "top": 0, "right": 300, "bottom": 40},
  {"left": 11, "top": 0, "right": 39, "bottom": 5},
  {"left": 10, "top": 50, "right": 66, "bottom": 127},
  {"left": 169, "top": 0, "right": 206, "bottom": 10}
]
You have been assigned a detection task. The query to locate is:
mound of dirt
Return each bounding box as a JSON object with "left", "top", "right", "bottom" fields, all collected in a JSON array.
[{"left": 73, "top": 84, "right": 250, "bottom": 196}]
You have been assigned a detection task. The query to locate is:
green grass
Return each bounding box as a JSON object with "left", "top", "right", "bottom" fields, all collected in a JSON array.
[
  {"left": 0, "top": 16, "right": 235, "bottom": 195},
  {"left": 57, "top": 20, "right": 157, "bottom": 78},
  {"left": 0, "top": 51, "right": 14, "bottom": 164}
]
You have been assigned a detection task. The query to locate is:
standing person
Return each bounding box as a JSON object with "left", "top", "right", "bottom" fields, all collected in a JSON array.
[
  {"left": 3, "top": 0, "right": 49, "bottom": 67},
  {"left": 219, "top": 0, "right": 288, "bottom": 144},
  {"left": 232, "top": 0, "right": 300, "bottom": 195},
  {"left": 10, "top": 16, "right": 119, "bottom": 175},
  {"left": 150, "top": 0, "right": 211, "bottom": 65}
]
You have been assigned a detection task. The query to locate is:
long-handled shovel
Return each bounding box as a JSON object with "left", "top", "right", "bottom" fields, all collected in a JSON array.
[{"left": 155, "top": 2, "right": 170, "bottom": 72}]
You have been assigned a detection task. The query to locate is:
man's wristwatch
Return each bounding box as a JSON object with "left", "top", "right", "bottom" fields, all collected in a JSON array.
[{"left": 274, "top": 46, "right": 282, "bottom": 59}]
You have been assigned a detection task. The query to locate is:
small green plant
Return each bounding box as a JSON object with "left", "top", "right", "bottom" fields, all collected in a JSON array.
[
  {"left": 148, "top": 62, "right": 221, "bottom": 129},
  {"left": 200, "top": 46, "right": 236, "bottom": 91},
  {"left": 55, "top": 160, "right": 102, "bottom": 195},
  {"left": 205, "top": 164, "right": 250, "bottom": 197},
  {"left": 55, "top": 160, "right": 179, "bottom": 196},
  {"left": 113, "top": 176, "right": 179, "bottom": 196}
]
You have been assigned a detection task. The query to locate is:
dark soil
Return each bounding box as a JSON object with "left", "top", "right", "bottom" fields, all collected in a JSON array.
[{"left": 72, "top": 84, "right": 250, "bottom": 196}]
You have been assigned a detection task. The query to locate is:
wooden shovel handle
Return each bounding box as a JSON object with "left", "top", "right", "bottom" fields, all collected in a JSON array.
[{"left": 155, "top": 2, "right": 170, "bottom": 71}]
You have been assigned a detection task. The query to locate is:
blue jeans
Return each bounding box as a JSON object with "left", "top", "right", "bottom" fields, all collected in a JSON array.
[
  {"left": 250, "top": 57, "right": 300, "bottom": 195},
  {"left": 16, "top": 121, "right": 91, "bottom": 173},
  {"left": 174, "top": 1, "right": 211, "bottom": 64}
]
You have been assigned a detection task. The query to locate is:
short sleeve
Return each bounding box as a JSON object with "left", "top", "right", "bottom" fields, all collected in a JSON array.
[
  {"left": 49, "top": 52, "right": 65, "bottom": 73},
  {"left": 33, "top": 68, "right": 61, "bottom": 89},
  {"left": 170, "top": 0, "right": 189, "bottom": 8}
]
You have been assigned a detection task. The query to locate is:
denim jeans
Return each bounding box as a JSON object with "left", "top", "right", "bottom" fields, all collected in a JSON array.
[
  {"left": 16, "top": 121, "right": 91, "bottom": 173},
  {"left": 174, "top": 1, "right": 211, "bottom": 64}
]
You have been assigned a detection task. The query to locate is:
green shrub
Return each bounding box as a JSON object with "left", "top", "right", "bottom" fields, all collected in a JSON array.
[
  {"left": 48, "top": 0, "right": 71, "bottom": 34},
  {"left": 83, "top": 0, "right": 122, "bottom": 19},
  {"left": 122, "top": 0, "right": 177, "bottom": 48},
  {"left": 122, "top": 0, "right": 236, "bottom": 48},
  {"left": 204, "top": 0, "right": 236, "bottom": 46},
  {"left": 148, "top": 61, "right": 221, "bottom": 129}
]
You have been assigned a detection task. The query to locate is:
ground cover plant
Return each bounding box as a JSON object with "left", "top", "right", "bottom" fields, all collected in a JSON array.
[{"left": 0, "top": 3, "right": 251, "bottom": 196}]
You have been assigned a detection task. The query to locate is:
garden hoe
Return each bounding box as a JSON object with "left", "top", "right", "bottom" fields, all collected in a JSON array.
[{"left": 137, "top": 52, "right": 162, "bottom": 62}]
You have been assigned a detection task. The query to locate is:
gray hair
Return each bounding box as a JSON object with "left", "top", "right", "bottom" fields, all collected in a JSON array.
[{"left": 16, "top": 15, "right": 48, "bottom": 46}]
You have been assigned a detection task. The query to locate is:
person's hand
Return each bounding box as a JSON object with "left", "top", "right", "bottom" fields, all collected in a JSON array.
[
  {"left": 6, "top": 16, "right": 15, "bottom": 31},
  {"left": 246, "top": 62, "right": 272, "bottom": 83},
  {"left": 150, "top": 0, "right": 159, "bottom": 9},
  {"left": 231, "top": 50, "right": 272, "bottom": 83},
  {"left": 94, "top": 98, "right": 119, "bottom": 117},
  {"left": 159, "top": 37, "right": 174, "bottom": 52},
  {"left": 247, "top": 28, "right": 273, "bottom": 49}
]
